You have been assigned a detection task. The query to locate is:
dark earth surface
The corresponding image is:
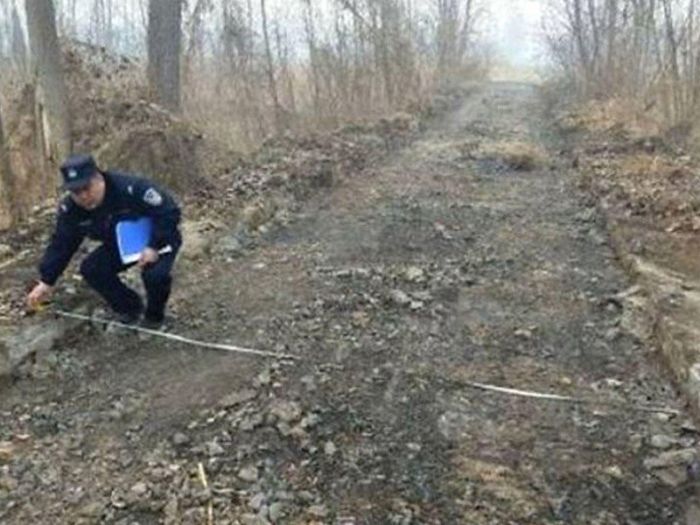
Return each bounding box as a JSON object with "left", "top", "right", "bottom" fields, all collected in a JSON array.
[{"left": 1, "top": 82, "right": 699, "bottom": 524}]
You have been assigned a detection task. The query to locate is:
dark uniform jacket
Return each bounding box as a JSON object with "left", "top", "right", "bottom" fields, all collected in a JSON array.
[{"left": 39, "top": 171, "right": 181, "bottom": 286}]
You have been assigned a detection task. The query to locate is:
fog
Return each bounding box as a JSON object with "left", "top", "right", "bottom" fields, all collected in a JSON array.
[{"left": 486, "top": 0, "right": 546, "bottom": 68}]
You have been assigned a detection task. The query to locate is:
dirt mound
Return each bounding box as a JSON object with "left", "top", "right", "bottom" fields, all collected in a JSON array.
[
  {"left": 63, "top": 41, "right": 204, "bottom": 192},
  {"left": 95, "top": 111, "right": 203, "bottom": 193},
  {"left": 574, "top": 135, "right": 700, "bottom": 235},
  {"left": 1, "top": 41, "right": 207, "bottom": 227},
  {"left": 554, "top": 98, "right": 663, "bottom": 140},
  {"left": 553, "top": 100, "right": 700, "bottom": 235},
  {"left": 475, "top": 139, "right": 547, "bottom": 171},
  {"left": 62, "top": 41, "right": 149, "bottom": 152},
  {"left": 198, "top": 111, "right": 422, "bottom": 218}
]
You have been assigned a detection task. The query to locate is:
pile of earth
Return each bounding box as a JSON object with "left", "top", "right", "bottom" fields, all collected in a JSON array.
[
  {"left": 62, "top": 41, "right": 205, "bottom": 194},
  {"left": 554, "top": 102, "right": 700, "bottom": 236}
]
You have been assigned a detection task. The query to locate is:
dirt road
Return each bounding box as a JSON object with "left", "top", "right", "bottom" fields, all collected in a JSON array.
[{"left": 1, "top": 82, "right": 697, "bottom": 524}]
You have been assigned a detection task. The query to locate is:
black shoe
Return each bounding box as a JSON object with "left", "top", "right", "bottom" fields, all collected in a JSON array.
[
  {"left": 140, "top": 315, "right": 165, "bottom": 331},
  {"left": 116, "top": 309, "right": 142, "bottom": 325},
  {"left": 101, "top": 308, "right": 142, "bottom": 334}
]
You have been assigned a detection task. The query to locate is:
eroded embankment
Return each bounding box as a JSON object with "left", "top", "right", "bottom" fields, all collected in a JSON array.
[{"left": 553, "top": 100, "right": 700, "bottom": 418}]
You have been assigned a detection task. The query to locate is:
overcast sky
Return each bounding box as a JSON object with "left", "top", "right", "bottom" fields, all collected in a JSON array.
[{"left": 485, "top": 0, "right": 546, "bottom": 67}]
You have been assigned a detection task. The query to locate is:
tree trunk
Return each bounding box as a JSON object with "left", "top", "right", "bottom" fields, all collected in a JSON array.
[
  {"left": 604, "top": 0, "right": 618, "bottom": 84},
  {"left": 377, "top": 0, "right": 394, "bottom": 105},
  {"left": 303, "top": 1, "right": 323, "bottom": 118},
  {"left": 586, "top": 0, "right": 601, "bottom": 79},
  {"left": 661, "top": 0, "right": 681, "bottom": 119},
  {"left": 147, "top": 0, "right": 182, "bottom": 112},
  {"left": 458, "top": 0, "right": 474, "bottom": 61},
  {"left": 25, "top": 0, "right": 72, "bottom": 168},
  {"left": 183, "top": 0, "right": 211, "bottom": 97},
  {"left": 11, "top": 4, "right": 27, "bottom": 72},
  {"left": 570, "top": 0, "right": 593, "bottom": 89},
  {"left": 260, "top": 0, "right": 283, "bottom": 131},
  {"left": 0, "top": 106, "right": 17, "bottom": 229}
]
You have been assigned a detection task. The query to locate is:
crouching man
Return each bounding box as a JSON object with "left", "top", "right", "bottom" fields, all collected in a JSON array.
[{"left": 26, "top": 154, "right": 182, "bottom": 329}]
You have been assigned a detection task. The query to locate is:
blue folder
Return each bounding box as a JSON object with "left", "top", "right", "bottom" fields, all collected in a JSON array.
[{"left": 116, "top": 217, "right": 153, "bottom": 264}]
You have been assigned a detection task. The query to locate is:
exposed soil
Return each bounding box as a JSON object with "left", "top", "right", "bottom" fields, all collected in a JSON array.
[
  {"left": 2, "top": 82, "right": 699, "bottom": 525},
  {"left": 555, "top": 95, "right": 700, "bottom": 420}
]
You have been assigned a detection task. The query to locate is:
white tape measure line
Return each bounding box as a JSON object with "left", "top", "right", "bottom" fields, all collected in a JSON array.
[
  {"left": 49, "top": 309, "right": 681, "bottom": 415},
  {"left": 53, "top": 309, "right": 298, "bottom": 360},
  {"left": 459, "top": 380, "right": 681, "bottom": 415}
]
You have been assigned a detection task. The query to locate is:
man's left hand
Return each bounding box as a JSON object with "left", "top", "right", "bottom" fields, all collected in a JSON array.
[{"left": 138, "top": 247, "right": 159, "bottom": 268}]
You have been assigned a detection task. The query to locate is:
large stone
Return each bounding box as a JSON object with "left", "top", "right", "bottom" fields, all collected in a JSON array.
[
  {"left": 269, "top": 400, "right": 302, "bottom": 423},
  {"left": 219, "top": 388, "right": 257, "bottom": 408},
  {"left": 0, "top": 339, "right": 9, "bottom": 379},
  {"left": 644, "top": 448, "right": 696, "bottom": 469},
  {"left": 388, "top": 289, "right": 411, "bottom": 307},
  {"left": 238, "top": 465, "right": 259, "bottom": 483},
  {"left": 308, "top": 504, "right": 328, "bottom": 518},
  {"left": 650, "top": 434, "right": 680, "bottom": 450},
  {"left": 0, "top": 243, "right": 11, "bottom": 259},
  {"left": 0, "top": 319, "right": 68, "bottom": 379},
  {"left": 0, "top": 441, "right": 14, "bottom": 461},
  {"left": 240, "top": 514, "right": 270, "bottom": 525},
  {"left": 249, "top": 492, "right": 266, "bottom": 511},
  {"left": 268, "top": 501, "right": 286, "bottom": 521}
]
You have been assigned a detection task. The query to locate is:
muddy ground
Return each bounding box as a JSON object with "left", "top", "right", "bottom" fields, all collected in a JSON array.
[{"left": 2, "top": 82, "right": 699, "bottom": 524}]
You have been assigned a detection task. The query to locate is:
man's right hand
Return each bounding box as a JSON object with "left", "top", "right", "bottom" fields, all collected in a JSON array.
[{"left": 27, "top": 281, "right": 53, "bottom": 312}]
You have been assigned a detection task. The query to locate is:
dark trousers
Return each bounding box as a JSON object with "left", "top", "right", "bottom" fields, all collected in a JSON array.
[{"left": 80, "top": 239, "right": 181, "bottom": 321}]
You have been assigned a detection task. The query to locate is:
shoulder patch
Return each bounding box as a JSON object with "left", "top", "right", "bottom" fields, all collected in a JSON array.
[
  {"left": 58, "top": 196, "right": 74, "bottom": 214},
  {"left": 143, "top": 187, "right": 163, "bottom": 206}
]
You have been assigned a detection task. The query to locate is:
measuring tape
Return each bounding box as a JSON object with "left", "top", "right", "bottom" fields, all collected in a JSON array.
[
  {"left": 39, "top": 305, "right": 298, "bottom": 360},
  {"left": 29, "top": 305, "right": 681, "bottom": 416}
]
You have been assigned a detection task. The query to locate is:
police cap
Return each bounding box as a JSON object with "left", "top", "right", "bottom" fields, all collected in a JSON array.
[{"left": 60, "top": 154, "right": 99, "bottom": 191}]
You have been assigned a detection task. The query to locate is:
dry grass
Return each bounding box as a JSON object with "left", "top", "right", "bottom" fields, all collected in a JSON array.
[
  {"left": 450, "top": 454, "right": 544, "bottom": 522},
  {"left": 489, "top": 62, "right": 543, "bottom": 84},
  {"left": 478, "top": 140, "right": 547, "bottom": 171},
  {"left": 600, "top": 152, "right": 693, "bottom": 189},
  {"left": 557, "top": 98, "right": 662, "bottom": 139},
  {"left": 582, "top": 147, "right": 700, "bottom": 234},
  {"left": 182, "top": 62, "right": 440, "bottom": 154},
  {"left": 617, "top": 153, "right": 682, "bottom": 179}
]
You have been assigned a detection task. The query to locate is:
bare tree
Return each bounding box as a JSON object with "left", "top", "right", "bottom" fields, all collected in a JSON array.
[
  {"left": 219, "top": 0, "right": 265, "bottom": 141},
  {"left": 302, "top": 0, "right": 323, "bottom": 117},
  {"left": 89, "top": 0, "right": 115, "bottom": 48},
  {"left": 183, "top": 0, "right": 213, "bottom": 94},
  {"left": 10, "top": 2, "right": 27, "bottom": 72},
  {"left": 546, "top": 0, "right": 700, "bottom": 123},
  {"left": 0, "top": 103, "right": 16, "bottom": 229},
  {"left": 260, "top": 0, "right": 283, "bottom": 129},
  {"left": 435, "top": 0, "right": 481, "bottom": 81},
  {"left": 25, "top": 0, "right": 72, "bottom": 166},
  {"left": 148, "top": 0, "right": 183, "bottom": 112},
  {"left": 275, "top": 24, "right": 297, "bottom": 116}
]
